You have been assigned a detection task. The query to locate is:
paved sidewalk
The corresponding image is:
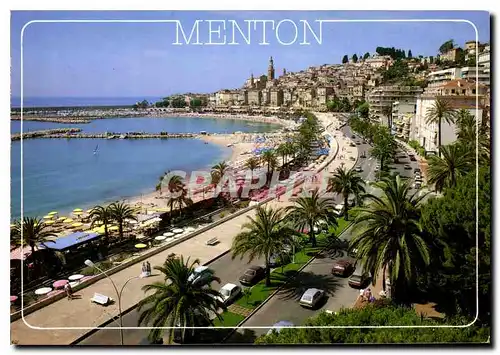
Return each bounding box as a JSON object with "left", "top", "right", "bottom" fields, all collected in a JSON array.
[{"left": 11, "top": 118, "right": 349, "bottom": 345}]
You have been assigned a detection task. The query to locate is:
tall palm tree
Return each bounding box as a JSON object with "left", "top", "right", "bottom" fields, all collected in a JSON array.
[
  {"left": 174, "top": 187, "right": 193, "bottom": 216},
  {"left": 137, "top": 256, "right": 226, "bottom": 344},
  {"left": 427, "top": 144, "right": 474, "bottom": 192},
  {"left": 108, "top": 202, "right": 138, "bottom": 238},
  {"left": 285, "top": 189, "right": 337, "bottom": 247},
  {"left": 211, "top": 161, "right": 229, "bottom": 187},
  {"left": 328, "top": 166, "right": 366, "bottom": 220},
  {"left": 89, "top": 205, "right": 113, "bottom": 241},
  {"left": 425, "top": 98, "right": 457, "bottom": 156},
  {"left": 232, "top": 206, "right": 298, "bottom": 286},
  {"left": 13, "top": 217, "right": 56, "bottom": 270},
  {"left": 245, "top": 156, "right": 260, "bottom": 181},
  {"left": 455, "top": 109, "right": 476, "bottom": 143},
  {"left": 370, "top": 138, "right": 394, "bottom": 172},
  {"left": 381, "top": 104, "right": 393, "bottom": 130},
  {"left": 349, "top": 175, "right": 430, "bottom": 303},
  {"left": 165, "top": 174, "right": 184, "bottom": 196},
  {"left": 260, "top": 150, "right": 278, "bottom": 183}
]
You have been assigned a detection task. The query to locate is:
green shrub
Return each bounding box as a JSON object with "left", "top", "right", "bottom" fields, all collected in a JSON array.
[{"left": 81, "top": 260, "right": 114, "bottom": 276}]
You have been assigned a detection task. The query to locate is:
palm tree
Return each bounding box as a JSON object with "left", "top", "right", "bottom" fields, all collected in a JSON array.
[
  {"left": 381, "top": 104, "right": 393, "bottom": 129},
  {"left": 89, "top": 205, "right": 113, "bottom": 241},
  {"left": 211, "top": 161, "right": 229, "bottom": 186},
  {"left": 276, "top": 144, "right": 288, "bottom": 167},
  {"left": 232, "top": 206, "right": 298, "bottom": 286},
  {"left": 285, "top": 189, "right": 337, "bottom": 247},
  {"left": 137, "top": 256, "right": 226, "bottom": 344},
  {"left": 425, "top": 98, "right": 457, "bottom": 156},
  {"left": 328, "top": 166, "right": 366, "bottom": 220},
  {"left": 455, "top": 109, "right": 476, "bottom": 143},
  {"left": 174, "top": 187, "right": 193, "bottom": 216},
  {"left": 165, "top": 174, "right": 184, "bottom": 196},
  {"left": 427, "top": 144, "right": 474, "bottom": 192},
  {"left": 370, "top": 138, "right": 394, "bottom": 172},
  {"left": 260, "top": 150, "right": 278, "bottom": 183},
  {"left": 13, "top": 217, "right": 56, "bottom": 271},
  {"left": 156, "top": 175, "right": 164, "bottom": 195},
  {"left": 108, "top": 202, "right": 138, "bottom": 238},
  {"left": 349, "top": 175, "right": 430, "bottom": 303},
  {"left": 245, "top": 156, "right": 260, "bottom": 181}
]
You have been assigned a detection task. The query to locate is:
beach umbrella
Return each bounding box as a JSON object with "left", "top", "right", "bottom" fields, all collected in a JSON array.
[
  {"left": 63, "top": 218, "right": 74, "bottom": 223},
  {"left": 10, "top": 224, "right": 15, "bottom": 229},
  {"left": 73, "top": 211, "right": 83, "bottom": 216},
  {"left": 45, "top": 220, "right": 55, "bottom": 225},
  {"left": 73, "top": 208, "right": 83, "bottom": 212},
  {"left": 135, "top": 243, "right": 147, "bottom": 249},
  {"left": 48, "top": 211, "right": 58, "bottom": 215},
  {"left": 43, "top": 215, "right": 53, "bottom": 219},
  {"left": 71, "top": 222, "right": 83, "bottom": 228},
  {"left": 57, "top": 216, "right": 66, "bottom": 221}
]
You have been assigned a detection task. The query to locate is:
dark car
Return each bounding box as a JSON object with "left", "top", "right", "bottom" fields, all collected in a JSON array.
[
  {"left": 414, "top": 168, "right": 421, "bottom": 174},
  {"left": 356, "top": 141, "right": 361, "bottom": 145},
  {"left": 404, "top": 164, "right": 412, "bottom": 170},
  {"left": 409, "top": 155, "right": 417, "bottom": 161},
  {"left": 331, "top": 259, "right": 355, "bottom": 277},
  {"left": 239, "top": 266, "right": 265, "bottom": 286}
]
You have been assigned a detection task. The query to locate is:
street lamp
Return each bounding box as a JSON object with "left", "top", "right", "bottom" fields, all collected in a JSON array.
[{"left": 85, "top": 259, "right": 138, "bottom": 345}]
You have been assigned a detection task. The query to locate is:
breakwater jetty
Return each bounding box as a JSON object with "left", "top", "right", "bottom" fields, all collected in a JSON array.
[
  {"left": 11, "top": 116, "right": 92, "bottom": 124},
  {"left": 12, "top": 129, "right": 198, "bottom": 141}
]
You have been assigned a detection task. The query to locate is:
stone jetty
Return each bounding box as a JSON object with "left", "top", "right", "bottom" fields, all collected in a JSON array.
[
  {"left": 12, "top": 129, "right": 198, "bottom": 141},
  {"left": 11, "top": 116, "right": 92, "bottom": 124}
]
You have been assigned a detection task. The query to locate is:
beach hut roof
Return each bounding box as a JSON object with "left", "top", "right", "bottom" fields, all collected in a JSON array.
[{"left": 38, "top": 231, "right": 102, "bottom": 252}]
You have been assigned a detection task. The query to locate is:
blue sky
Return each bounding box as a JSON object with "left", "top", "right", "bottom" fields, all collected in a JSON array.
[{"left": 10, "top": 11, "right": 490, "bottom": 98}]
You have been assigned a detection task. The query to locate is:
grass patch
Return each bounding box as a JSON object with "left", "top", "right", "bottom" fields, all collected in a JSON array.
[{"left": 213, "top": 311, "right": 245, "bottom": 327}]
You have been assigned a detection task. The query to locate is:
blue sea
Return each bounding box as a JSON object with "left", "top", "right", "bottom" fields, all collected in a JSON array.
[
  {"left": 11, "top": 116, "right": 279, "bottom": 220},
  {"left": 11, "top": 96, "right": 160, "bottom": 108}
]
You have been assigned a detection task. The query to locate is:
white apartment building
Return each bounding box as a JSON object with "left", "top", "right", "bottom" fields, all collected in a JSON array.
[
  {"left": 427, "top": 66, "right": 490, "bottom": 89},
  {"left": 392, "top": 101, "right": 416, "bottom": 140},
  {"left": 367, "top": 85, "right": 423, "bottom": 126},
  {"left": 411, "top": 80, "right": 486, "bottom": 153},
  {"left": 478, "top": 45, "right": 490, "bottom": 71}
]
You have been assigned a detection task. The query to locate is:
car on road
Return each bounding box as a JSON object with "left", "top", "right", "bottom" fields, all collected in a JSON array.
[
  {"left": 334, "top": 204, "right": 344, "bottom": 216},
  {"left": 360, "top": 153, "right": 366, "bottom": 158},
  {"left": 355, "top": 166, "right": 362, "bottom": 172},
  {"left": 188, "top": 266, "right": 214, "bottom": 286},
  {"left": 350, "top": 142, "right": 356, "bottom": 147},
  {"left": 239, "top": 265, "right": 265, "bottom": 286},
  {"left": 299, "top": 288, "right": 325, "bottom": 308},
  {"left": 414, "top": 181, "right": 422, "bottom": 189},
  {"left": 331, "top": 259, "right": 355, "bottom": 277},
  {"left": 409, "top": 155, "right": 417, "bottom": 161},
  {"left": 348, "top": 198, "right": 356, "bottom": 207},
  {"left": 348, "top": 264, "right": 371, "bottom": 288},
  {"left": 348, "top": 247, "right": 358, "bottom": 259},
  {"left": 374, "top": 165, "right": 380, "bottom": 172},
  {"left": 356, "top": 141, "right": 361, "bottom": 145},
  {"left": 269, "top": 252, "right": 291, "bottom": 267},
  {"left": 404, "top": 164, "right": 412, "bottom": 170},
  {"left": 414, "top": 168, "right": 421, "bottom": 174},
  {"left": 217, "top": 283, "right": 242, "bottom": 305}
]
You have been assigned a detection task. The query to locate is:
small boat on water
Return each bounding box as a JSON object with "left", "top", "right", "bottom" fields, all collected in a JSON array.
[
  {"left": 107, "top": 135, "right": 117, "bottom": 139},
  {"left": 119, "top": 134, "right": 127, "bottom": 139},
  {"left": 93, "top": 144, "right": 99, "bottom": 155}
]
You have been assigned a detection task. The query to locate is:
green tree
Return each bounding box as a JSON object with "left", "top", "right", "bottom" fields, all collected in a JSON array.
[
  {"left": 231, "top": 206, "right": 298, "bottom": 286},
  {"left": 275, "top": 143, "right": 288, "bottom": 167},
  {"left": 108, "top": 202, "right": 138, "bottom": 239},
  {"left": 439, "top": 39, "right": 454, "bottom": 54},
  {"left": 408, "top": 49, "right": 413, "bottom": 58},
  {"left": 425, "top": 98, "right": 457, "bottom": 156},
  {"left": 342, "top": 55, "right": 348, "bottom": 64},
  {"left": 137, "top": 256, "right": 226, "bottom": 344},
  {"left": 328, "top": 166, "right": 366, "bottom": 220},
  {"left": 419, "top": 166, "right": 491, "bottom": 324},
  {"left": 12, "top": 217, "right": 56, "bottom": 272},
  {"left": 255, "top": 303, "right": 489, "bottom": 344},
  {"left": 352, "top": 54, "right": 358, "bottom": 63},
  {"left": 357, "top": 102, "right": 369, "bottom": 119},
  {"left": 211, "top": 161, "right": 229, "bottom": 187},
  {"left": 285, "top": 189, "right": 337, "bottom": 247},
  {"left": 427, "top": 144, "right": 474, "bottom": 192},
  {"left": 363, "top": 52, "right": 370, "bottom": 60},
  {"left": 455, "top": 109, "right": 476, "bottom": 143},
  {"left": 349, "top": 175, "right": 430, "bottom": 303},
  {"left": 260, "top": 150, "right": 278, "bottom": 182},
  {"left": 370, "top": 136, "right": 395, "bottom": 171},
  {"left": 89, "top": 205, "right": 113, "bottom": 242},
  {"left": 381, "top": 105, "right": 393, "bottom": 129},
  {"left": 245, "top": 156, "right": 260, "bottom": 180}
]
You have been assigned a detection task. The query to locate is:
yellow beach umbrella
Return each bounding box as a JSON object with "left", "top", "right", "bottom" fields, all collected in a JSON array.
[
  {"left": 63, "top": 218, "right": 74, "bottom": 223},
  {"left": 73, "top": 211, "right": 83, "bottom": 216},
  {"left": 43, "top": 215, "right": 53, "bottom": 219},
  {"left": 135, "top": 243, "right": 147, "bottom": 249},
  {"left": 48, "top": 211, "right": 58, "bottom": 215},
  {"left": 73, "top": 208, "right": 83, "bottom": 212},
  {"left": 45, "top": 220, "right": 55, "bottom": 225},
  {"left": 57, "top": 217, "right": 66, "bottom": 221},
  {"left": 72, "top": 222, "right": 83, "bottom": 227},
  {"left": 10, "top": 224, "right": 16, "bottom": 228}
]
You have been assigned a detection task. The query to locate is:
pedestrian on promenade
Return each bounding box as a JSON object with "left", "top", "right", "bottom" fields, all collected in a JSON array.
[
  {"left": 146, "top": 261, "right": 151, "bottom": 276},
  {"left": 64, "top": 283, "right": 74, "bottom": 300}
]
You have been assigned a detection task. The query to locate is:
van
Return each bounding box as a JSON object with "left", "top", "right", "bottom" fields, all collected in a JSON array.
[{"left": 348, "top": 264, "right": 371, "bottom": 288}]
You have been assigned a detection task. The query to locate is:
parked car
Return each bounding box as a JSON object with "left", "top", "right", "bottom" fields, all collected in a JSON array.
[
  {"left": 355, "top": 166, "right": 362, "bottom": 172},
  {"left": 356, "top": 141, "right": 361, "bottom": 145},
  {"left": 348, "top": 265, "right": 371, "bottom": 288},
  {"left": 414, "top": 181, "right": 422, "bottom": 189},
  {"left": 348, "top": 247, "right": 358, "bottom": 259},
  {"left": 331, "top": 259, "right": 355, "bottom": 277},
  {"left": 404, "top": 164, "right": 412, "bottom": 170},
  {"left": 350, "top": 142, "right": 356, "bottom": 147},
  {"left": 188, "top": 266, "right": 214, "bottom": 286},
  {"left": 334, "top": 204, "right": 344, "bottom": 216},
  {"left": 299, "top": 288, "right": 325, "bottom": 308},
  {"left": 409, "top": 155, "right": 417, "bottom": 161},
  {"left": 414, "top": 168, "right": 421, "bottom": 174},
  {"left": 269, "top": 252, "right": 291, "bottom": 267},
  {"left": 374, "top": 165, "right": 380, "bottom": 172},
  {"left": 239, "top": 266, "right": 265, "bottom": 286},
  {"left": 217, "top": 283, "right": 242, "bottom": 305},
  {"left": 347, "top": 198, "right": 356, "bottom": 207}
]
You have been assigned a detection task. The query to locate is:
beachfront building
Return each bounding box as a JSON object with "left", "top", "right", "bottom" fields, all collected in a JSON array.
[
  {"left": 269, "top": 88, "right": 284, "bottom": 107},
  {"left": 367, "top": 85, "right": 423, "bottom": 125},
  {"left": 411, "top": 79, "right": 487, "bottom": 153},
  {"left": 247, "top": 89, "right": 262, "bottom": 106}
]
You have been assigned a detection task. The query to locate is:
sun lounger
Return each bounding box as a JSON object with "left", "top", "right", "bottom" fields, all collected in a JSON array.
[{"left": 90, "top": 293, "right": 113, "bottom": 305}]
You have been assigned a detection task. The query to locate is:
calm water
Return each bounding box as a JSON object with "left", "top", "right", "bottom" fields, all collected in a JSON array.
[{"left": 11, "top": 117, "right": 279, "bottom": 220}]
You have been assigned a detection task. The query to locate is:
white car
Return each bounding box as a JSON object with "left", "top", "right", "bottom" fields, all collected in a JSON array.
[
  {"left": 299, "top": 288, "right": 325, "bottom": 308},
  {"left": 355, "top": 166, "right": 362, "bottom": 172},
  {"left": 217, "top": 283, "right": 242, "bottom": 305},
  {"left": 187, "top": 266, "right": 213, "bottom": 286}
]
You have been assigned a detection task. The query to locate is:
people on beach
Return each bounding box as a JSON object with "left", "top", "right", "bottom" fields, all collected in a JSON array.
[{"left": 64, "top": 282, "right": 74, "bottom": 300}]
